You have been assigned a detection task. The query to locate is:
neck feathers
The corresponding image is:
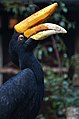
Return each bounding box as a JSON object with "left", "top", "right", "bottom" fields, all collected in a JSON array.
[{"left": 19, "top": 51, "right": 44, "bottom": 83}]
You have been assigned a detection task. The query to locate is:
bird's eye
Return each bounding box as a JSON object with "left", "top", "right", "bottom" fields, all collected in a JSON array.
[{"left": 18, "top": 35, "right": 24, "bottom": 41}]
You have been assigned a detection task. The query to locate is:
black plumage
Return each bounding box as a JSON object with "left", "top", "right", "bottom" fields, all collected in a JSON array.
[{"left": 0, "top": 31, "right": 44, "bottom": 119}]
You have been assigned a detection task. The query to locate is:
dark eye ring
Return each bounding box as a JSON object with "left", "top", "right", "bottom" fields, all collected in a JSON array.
[{"left": 18, "top": 35, "right": 24, "bottom": 41}]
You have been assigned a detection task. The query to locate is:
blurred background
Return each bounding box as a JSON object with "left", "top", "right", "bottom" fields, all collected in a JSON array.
[{"left": 0, "top": 0, "right": 79, "bottom": 119}]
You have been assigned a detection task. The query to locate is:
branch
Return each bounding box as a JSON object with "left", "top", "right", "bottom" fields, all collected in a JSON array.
[
  {"left": 52, "top": 36, "right": 62, "bottom": 75},
  {"left": 0, "top": 67, "right": 20, "bottom": 74},
  {"left": 43, "top": 65, "right": 68, "bottom": 73},
  {"left": 0, "top": 65, "right": 68, "bottom": 75}
]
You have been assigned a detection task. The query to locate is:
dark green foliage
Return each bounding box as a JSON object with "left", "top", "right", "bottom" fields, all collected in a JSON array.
[{"left": 43, "top": 70, "right": 79, "bottom": 119}]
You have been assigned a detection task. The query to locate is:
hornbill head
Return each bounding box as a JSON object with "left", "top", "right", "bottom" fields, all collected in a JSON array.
[{"left": 9, "top": 3, "right": 67, "bottom": 66}]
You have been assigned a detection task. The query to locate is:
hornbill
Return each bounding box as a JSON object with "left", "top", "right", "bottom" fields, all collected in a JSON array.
[{"left": 0, "top": 3, "right": 67, "bottom": 119}]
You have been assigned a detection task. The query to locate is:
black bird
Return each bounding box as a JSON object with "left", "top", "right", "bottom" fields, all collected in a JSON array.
[
  {"left": 0, "top": 3, "right": 67, "bottom": 119},
  {"left": 0, "top": 32, "right": 44, "bottom": 119}
]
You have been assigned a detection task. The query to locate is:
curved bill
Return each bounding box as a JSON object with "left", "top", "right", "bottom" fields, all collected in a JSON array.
[
  {"left": 14, "top": 3, "right": 58, "bottom": 33},
  {"left": 30, "top": 24, "right": 67, "bottom": 40},
  {"left": 24, "top": 23, "right": 67, "bottom": 38}
]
